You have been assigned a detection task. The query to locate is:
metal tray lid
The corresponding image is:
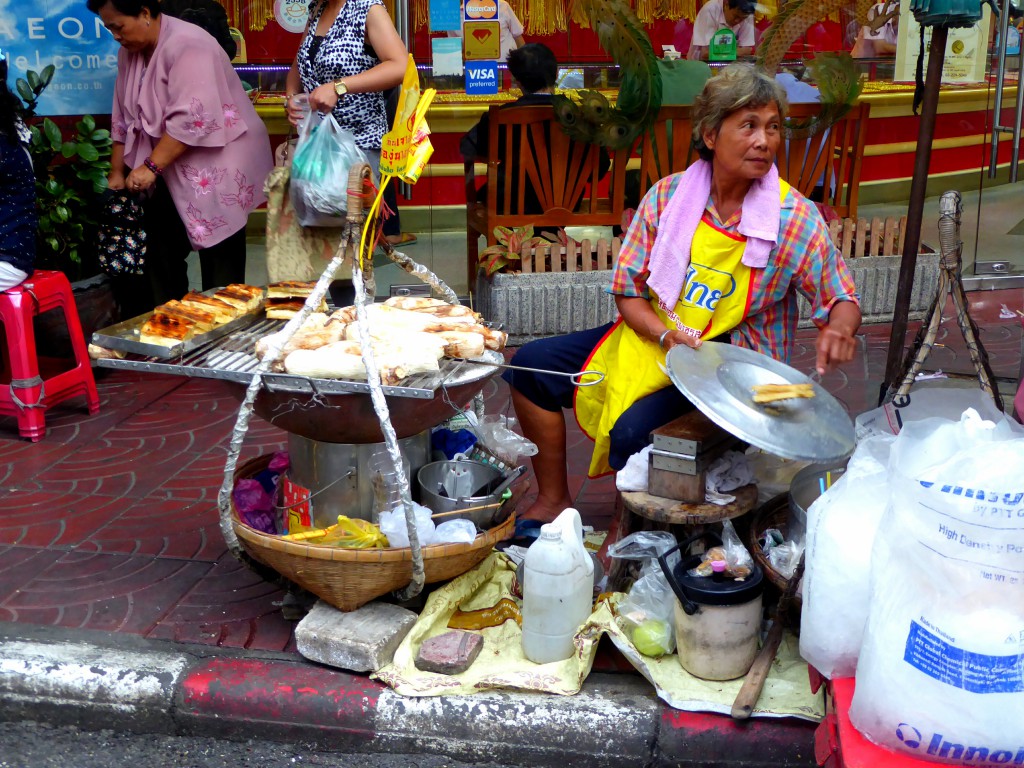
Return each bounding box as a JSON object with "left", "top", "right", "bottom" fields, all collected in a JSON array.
[{"left": 664, "top": 341, "right": 855, "bottom": 463}]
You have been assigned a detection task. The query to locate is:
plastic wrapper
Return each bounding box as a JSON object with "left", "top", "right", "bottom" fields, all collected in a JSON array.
[
  {"left": 761, "top": 532, "right": 804, "bottom": 580},
  {"left": 688, "top": 520, "right": 753, "bottom": 578},
  {"left": 470, "top": 415, "right": 538, "bottom": 466},
  {"left": 290, "top": 113, "right": 367, "bottom": 227},
  {"left": 433, "top": 518, "right": 477, "bottom": 544},
  {"left": 607, "top": 531, "right": 678, "bottom": 657},
  {"left": 318, "top": 516, "right": 389, "bottom": 548},
  {"left": 379, "top": 503, "right": 435, "bottom": 548},
  {"left": 233, "top": 479, "right": 276, "bottom": 534}
]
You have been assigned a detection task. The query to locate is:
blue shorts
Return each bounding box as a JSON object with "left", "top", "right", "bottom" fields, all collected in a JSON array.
[{"left": 502, "top": 323, "right": 697, "bottom": 471}]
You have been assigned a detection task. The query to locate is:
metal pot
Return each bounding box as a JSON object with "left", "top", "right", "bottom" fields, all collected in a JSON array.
[{"left": 417, "top": 460, "right": 518, "bottom": 530}]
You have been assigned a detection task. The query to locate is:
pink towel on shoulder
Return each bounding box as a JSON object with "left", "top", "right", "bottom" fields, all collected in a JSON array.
[{"left": 647, "top": 160, "right": 781, "bottom": 310}]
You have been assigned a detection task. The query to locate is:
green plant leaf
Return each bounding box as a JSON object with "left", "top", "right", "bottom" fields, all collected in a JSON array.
[
  {"left": 61, "top": 141, "right": 77, "bottom": 158},
  {"left": 76, "top": 143, "right": 100, "bottom": 162},
  {"left": 27, "top": 70, "right": 40, "bottom": 90},
  {"left": 54, "top": 206, "right": 70, "bottom": 222},
  {"left": 16, "top": 79, "right": 33, "bottom": 103},
  {"left": 43, "top": 119, "right": 62, "bottom": 148},
  {"left": 40, "top": 65, "right": 55, "bottom": 86},
  {"left": 81, "top": 115, "right": 96, "bottom": 133}
]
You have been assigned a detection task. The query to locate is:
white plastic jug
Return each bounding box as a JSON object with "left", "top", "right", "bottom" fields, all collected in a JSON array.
[{"left": 521, "top": 508, "right": 595, "bottom": 664}]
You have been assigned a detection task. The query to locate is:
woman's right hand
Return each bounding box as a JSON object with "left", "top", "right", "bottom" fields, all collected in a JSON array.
[
  {"left": 660, "top": 329, "right": 702, "bottom": 352},
  {"left": 108, "top": 171, "right": 126, "bottom": 190},
  {"left": 284, "top": 94, "right": 309, "bottom": 127}
]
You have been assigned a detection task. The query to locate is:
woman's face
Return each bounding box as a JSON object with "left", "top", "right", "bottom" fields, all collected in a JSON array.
[
  {"left": 702, "top": 103, "right": 781, "bottom": 182},
  {"left": 97, "top": 3, "right": 154, "bottom": 53}
]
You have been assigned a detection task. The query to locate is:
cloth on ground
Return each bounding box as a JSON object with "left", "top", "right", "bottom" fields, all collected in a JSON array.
[
  {"left": 616, "top": 445, "right": 652, "bottom": 492},
  {"left": 373, "top": 552, "right": 825, "bottom": 720}
]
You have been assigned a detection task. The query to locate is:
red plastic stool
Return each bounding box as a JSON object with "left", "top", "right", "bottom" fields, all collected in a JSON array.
[{"left": 0, "top": 270, "right": 100, "bottom": 441}]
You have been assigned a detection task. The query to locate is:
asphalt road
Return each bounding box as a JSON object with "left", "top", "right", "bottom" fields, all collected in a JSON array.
[{"left": 0, "top": 722, "right": 509, "bottom": 768}]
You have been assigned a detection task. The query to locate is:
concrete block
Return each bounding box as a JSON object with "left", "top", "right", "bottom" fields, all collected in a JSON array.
[
  {"left": 415, "top": 630, "right": 484, "bottom": 675},
  {"left": 476, "top": 251, "right": 942, "bottom": 342},
  {"left": 295, "top": 600, "right": 418, "bottom": 673}
]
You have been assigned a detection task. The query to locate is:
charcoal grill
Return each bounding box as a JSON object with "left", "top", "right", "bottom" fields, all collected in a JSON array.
[{"left": 94, "top": 316, "right": 503, "bottom": 443}]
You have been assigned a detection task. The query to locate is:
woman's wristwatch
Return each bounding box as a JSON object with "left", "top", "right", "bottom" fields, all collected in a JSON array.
[{"left": 334, "top": 79, "right": 349, "bottom": 98}]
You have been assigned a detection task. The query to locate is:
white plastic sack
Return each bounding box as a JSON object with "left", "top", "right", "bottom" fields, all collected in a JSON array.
[
  {"left": 854, "top": 382, "right": 1012, "bottom": 440},
  {"left": 849, "top": 410, "right": 1024, "bottom": 760},
  {"left": 290, "top": 113, "right": 368, "bottom": 227},
  {"left": 799, "top": 434, "right": 894, "bottom": 679},
  {"left": 616, "top": 445, "right": 651, "bottom": 492},
  {"left": 379, "top": 503, "right": 435, "bottom": 548}
]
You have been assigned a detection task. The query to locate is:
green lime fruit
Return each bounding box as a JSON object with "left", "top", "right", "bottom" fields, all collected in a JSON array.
[{"left": 632, "top": 619, "right": 671, "bottom": 657}]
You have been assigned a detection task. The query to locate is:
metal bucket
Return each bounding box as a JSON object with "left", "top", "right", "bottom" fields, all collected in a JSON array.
[
  {"left": 417, "top": 460, "right": 513, "bottom": 529},
  {"left": 286, "top": 430, "right": 432, "bottom": 527}
]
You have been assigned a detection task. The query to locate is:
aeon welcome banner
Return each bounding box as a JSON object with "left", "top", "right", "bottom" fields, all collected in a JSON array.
[{"left": 0, "top": 0, "right": 120, "bottom": 116}]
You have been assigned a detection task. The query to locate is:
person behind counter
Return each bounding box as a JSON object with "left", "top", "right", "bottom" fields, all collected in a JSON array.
[
  {"left": 687, "top": 0, "right": 757, "bottom": 60},
  {"left": 851, "top": 0, "right": 900, "bottom": 57},
  {"left": 0, "top": 49, "right": 36, "bottom": 291},
  {"left": 89, "top": 0, "right": 273, "bottom": 319},
  {"left": 284, "top": 0, "right": 407, "bottom": 205},
  {"left": 502, "top": 63, "right": 862, "bottom": 524}
]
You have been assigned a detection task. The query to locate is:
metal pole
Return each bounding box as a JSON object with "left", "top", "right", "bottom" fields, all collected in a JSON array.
[
  {"left": 882, "top": 26, "right": 949, "bottom": 401},
  {"left": 1011, "top": 35, "right": 1024, "bottom": 182},
  {"left": 989, "top": 0, "right": 1012, "bottom": 178}
]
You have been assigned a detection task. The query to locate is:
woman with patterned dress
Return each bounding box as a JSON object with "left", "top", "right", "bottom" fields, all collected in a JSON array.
[
  {"left": 0, "top": 50, "right": 35, "bottom": 291},
  {"left": 88, "top": 0, "right": 273, "bottom": 318},
  {"left": 284, "top": 0, "right": 408, "bottom": 242}
]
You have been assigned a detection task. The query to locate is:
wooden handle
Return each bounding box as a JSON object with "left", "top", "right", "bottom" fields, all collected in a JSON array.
[
  {"left": 731, "top": 619, "right": 784, "bottom": 720},
  {"left": 430, "top": 501, "right": 503, "bottom": 519}
]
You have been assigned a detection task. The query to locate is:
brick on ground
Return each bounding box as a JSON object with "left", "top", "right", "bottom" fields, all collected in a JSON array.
[
  {"left": 414, "top": 629, "right": 484, "bottom": 675},
  {"left": 295, "top": 600, "right": 418, "bottom": 672}
]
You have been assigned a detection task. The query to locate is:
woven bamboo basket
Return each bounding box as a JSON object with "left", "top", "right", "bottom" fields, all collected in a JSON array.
[
  {"left": 231, "top": 455, "right": 515, "bottom": 611},
  {"left": 744, "top": 493, "right": 803, "bottom": 617}
]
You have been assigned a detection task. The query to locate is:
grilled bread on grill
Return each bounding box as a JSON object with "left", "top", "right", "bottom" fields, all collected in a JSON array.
[
  {"left": 214, "top": 283, "right": 264, "bottom": 312},
  {"left": 157, "top": 300, "right": 217, "bottom": 332},
  {"left": 139, "top": 313, "right": 195, "bottom": 347},
  {"left": 266, "top": 295, "right": 328, "bottom": 320},
  {"left": 267, "top": 280, "right": 317, "bottom": 300},
  {"left": 181, "top": 292, "right": 239, "bottom": 324}
]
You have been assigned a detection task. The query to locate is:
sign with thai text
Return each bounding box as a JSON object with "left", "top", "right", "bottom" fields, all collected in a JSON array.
[{"left": 1, "top": 1, "right": 119, "bottom": 116}]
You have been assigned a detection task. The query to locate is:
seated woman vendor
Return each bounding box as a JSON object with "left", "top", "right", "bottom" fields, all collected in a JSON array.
[{"left": 503, "top": 63, "right": 862, "bottom": 525}]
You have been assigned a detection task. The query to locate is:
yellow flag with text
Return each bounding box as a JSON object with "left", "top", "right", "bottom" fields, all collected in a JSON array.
[{"left": 380, "top": 55, "right": 436, "bottom": 183}]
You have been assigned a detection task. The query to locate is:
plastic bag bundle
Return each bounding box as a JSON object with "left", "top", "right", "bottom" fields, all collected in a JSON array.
[
  {"left": 608, "top": 532, "right": 679, "bottom": 657},
  {"left": 290, "top": 113, "right": 367, "bottom": 227},
  {"left": 849, "top": 410, "right": 1024, "bottom": 760},
  {"left": 378, "top": 503, "right": 436, "bottom": 548},
  {"left": 799, "top": 434, "right": 895, "bottom": 679}
]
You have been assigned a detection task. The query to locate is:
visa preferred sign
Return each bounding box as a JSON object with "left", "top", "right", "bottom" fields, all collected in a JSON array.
[
  {"left": 0, "top": 0, "right": 120, "bottom": 116},
  {"left": 464, "top": 0, "right": 498, "bottom": 21}
]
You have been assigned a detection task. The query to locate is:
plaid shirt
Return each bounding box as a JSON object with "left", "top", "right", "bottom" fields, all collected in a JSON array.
[{"left": 610, "top": 173, "right": 859, "bottom": 363}]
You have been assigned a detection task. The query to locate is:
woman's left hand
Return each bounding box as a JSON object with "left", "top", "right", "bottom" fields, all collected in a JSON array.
[
  {"left": 126, "top": 165, "right": 157, "bottom": 194},
  {"left": 308, "top": 83, "right": 340, "bottom": 115}
]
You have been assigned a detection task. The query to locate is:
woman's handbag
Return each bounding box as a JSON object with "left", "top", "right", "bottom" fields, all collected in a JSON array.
[
  {"left": 97, "top": 190, "right": 147, "bottom": 276},
  {"left": 264, "top": 136, "right": 347, "bottom": 283}
]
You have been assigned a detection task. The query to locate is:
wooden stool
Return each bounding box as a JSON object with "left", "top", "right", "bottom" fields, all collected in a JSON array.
[
  {"left": 0, "top": 270, "right": 100, "bottom": 441},
  {"left": 604, "top": 484, "right": 758, "bottom": 589}
]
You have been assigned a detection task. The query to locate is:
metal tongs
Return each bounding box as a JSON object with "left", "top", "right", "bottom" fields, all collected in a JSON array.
[{"left": 450, "top": 358, "right": 604, "bottom": 387}]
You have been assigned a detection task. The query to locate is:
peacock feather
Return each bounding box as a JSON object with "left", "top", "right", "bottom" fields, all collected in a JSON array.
[{"left": 552, "top": 0, "right": 662, "bottom": 150}]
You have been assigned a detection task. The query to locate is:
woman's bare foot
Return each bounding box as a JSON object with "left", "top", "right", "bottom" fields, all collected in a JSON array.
[{"left": 518, "top": 495, "right": 575, "bottom": 524}]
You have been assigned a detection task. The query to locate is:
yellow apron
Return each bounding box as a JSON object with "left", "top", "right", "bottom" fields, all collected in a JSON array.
[{"left": 574, "top": 181, "right": 788, "bottom": 477}]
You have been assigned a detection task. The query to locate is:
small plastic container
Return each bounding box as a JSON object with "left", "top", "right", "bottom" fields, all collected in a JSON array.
[{"left": 521, "top": 508, "right": 595, "bottom": 664}]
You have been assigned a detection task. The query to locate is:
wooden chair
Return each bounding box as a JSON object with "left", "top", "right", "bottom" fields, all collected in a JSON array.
[
  {"left": 827, "top": 215, "right": 909, "bottom": 258},
  {"left": 465, "top": 104, "right": 630, "bottom": 286},
  {"left": 636, "top": 105, "right": 697, "bottom": 197},
  {"left": 778, "top": 102, "right": 870, "bottom": 219}
]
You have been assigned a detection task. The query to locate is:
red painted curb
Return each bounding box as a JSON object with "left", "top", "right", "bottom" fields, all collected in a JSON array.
[
  {"left": 656, "top": 708, "right": 817, "bottom": 767},
  {"left": 179, "top": 658, "right": 384, "bottom": 727}
]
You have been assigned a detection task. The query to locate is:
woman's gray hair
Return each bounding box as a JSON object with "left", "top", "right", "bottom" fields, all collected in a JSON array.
[{"left": 691, "top": 64, "right": 788, "bottom": 162}]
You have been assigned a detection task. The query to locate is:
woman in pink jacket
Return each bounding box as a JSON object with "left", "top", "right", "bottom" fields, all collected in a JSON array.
[{"left": 89, "top": 0, "right": 273, "bottom": 317}]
